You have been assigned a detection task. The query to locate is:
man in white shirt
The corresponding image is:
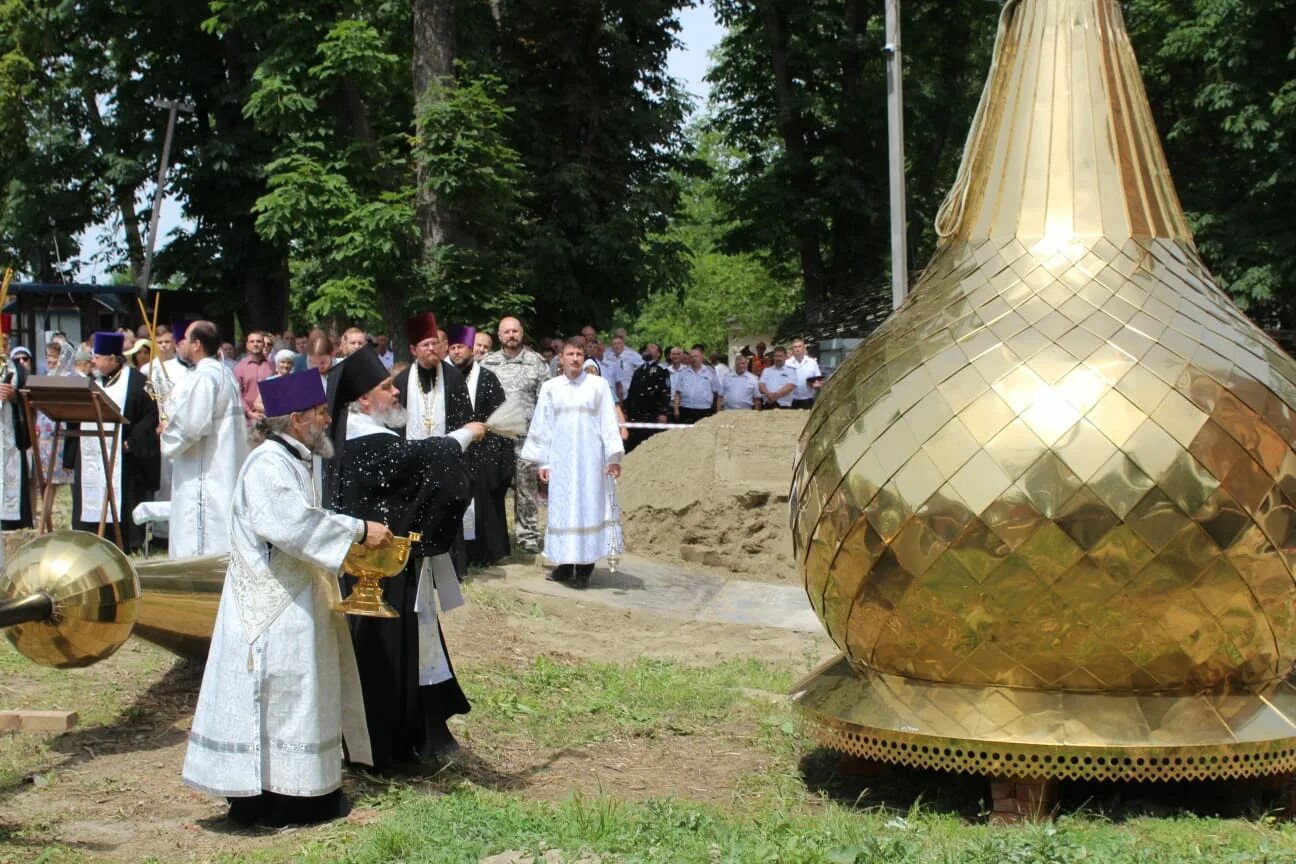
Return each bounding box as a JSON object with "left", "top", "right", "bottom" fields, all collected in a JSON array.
[
  {"left": 710, "top": 351, "right": 730, "bottom": 387},
  {"left": 786, "top": 338, "right": 823, "bottom": 409},
  {"left": 665, "top": 345, "right": 686, "bottom": 394},
  {"left": 374, "top": 333, "right": 395, "bottom": 369},
  {"left": 591, "top": 339, "right": 624, "bottom": 402},
  {"left": 182, "top": 369, "right": 389, "bottom": 827},
  {"left": 759, "top": 347, "right": 798, "bottom": 409},
  {"left": 721, "top": 354, "right": 761, "bottom": 410},
  {"left": 672, "top": 346, "right": 721, "bottom": 424},
  {"left": 606, "top": 331, "right": 643, "bottom": 397}
]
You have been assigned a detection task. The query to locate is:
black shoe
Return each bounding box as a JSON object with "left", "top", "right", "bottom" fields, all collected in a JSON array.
[
  {"left": 260, "top": 790, "right": 350, "bottom": 827},
  {"left": 226, "top": 794, "right": 267, "bottom": 826},
  {"left": 569, "top": 563, "right": 594, "bottom": 589},
  {"left": 546, "top": 565, "right": 574, "bottom": 583},
  {"left": 418, "top": 717, "right": 461, "bottom": 764}
]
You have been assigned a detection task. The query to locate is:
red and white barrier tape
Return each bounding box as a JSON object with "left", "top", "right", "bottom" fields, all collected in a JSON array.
[{"left": 619, "top": 421, "right": 697, "bottom": 430}]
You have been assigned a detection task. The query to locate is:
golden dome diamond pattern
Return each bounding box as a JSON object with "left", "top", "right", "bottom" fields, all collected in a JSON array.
[{"left": 790, "top": 0, "right": 1296, "bottom": 780}]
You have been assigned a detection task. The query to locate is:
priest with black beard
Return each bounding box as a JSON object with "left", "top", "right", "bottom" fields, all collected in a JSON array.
[
  {"left": 445, "top": 325, "right": 514, "bottom": 566},
  {"left": 63, "top": 332, "right": 160, "bottom": 552},
  {"left": 330, "top": 346, "right": 487, "bottom": 769}
]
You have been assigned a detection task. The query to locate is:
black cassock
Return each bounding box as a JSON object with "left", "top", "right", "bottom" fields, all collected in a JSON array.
[
  {"left": 390, "top": 360, "right": 473, "bottom": 575},
  {"left": 462, "top": 362, "right": 514, "bottom": 565},
  {"left": 1, "top": 362, "right": 32, "bottom": 530},
  {"left": 333, "top": 425, "right": 473, "bottom": 769},
  {"left": 63, "top": 366, "right": 159, "bottom": 551}
]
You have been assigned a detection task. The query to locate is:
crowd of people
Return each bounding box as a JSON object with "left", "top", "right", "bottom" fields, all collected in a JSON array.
[{"left": 0, "top": 312, "right": 823, "bottom": 828}]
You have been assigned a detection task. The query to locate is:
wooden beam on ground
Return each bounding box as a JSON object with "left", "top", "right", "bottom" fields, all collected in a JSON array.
[{"left": 0, "top": 710, "right": 78, "bottom": 732}]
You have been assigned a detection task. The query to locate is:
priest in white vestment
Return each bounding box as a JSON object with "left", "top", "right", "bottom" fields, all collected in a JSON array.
[
  {"left": 520, "top": 338, "right": 624, "bottom": 589},
  {"left": 138, "top": 322, "right": 191, "bottom": 541},
  {"left": 182, "top": 368, "right": 393, "bottom": 827},
  {"left": 160, "top": 321, "right": 247, "bottom": 558}
]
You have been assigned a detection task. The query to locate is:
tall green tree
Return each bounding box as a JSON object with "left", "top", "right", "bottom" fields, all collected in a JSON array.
[
  {"left": 706, "top": 0, "right": 999, "bottom": 309},
  {"left": 0, "top": 0, "right": 292, "bottom": 326},
  {"left": 1126, "top": 0, "right": 1296, "bottom": 323},
  {"left": 631, "top": 125, "right": 798, "bottom": 352},
  {"left": 477, "top": 0, "right": 697, "bottom": 335}
]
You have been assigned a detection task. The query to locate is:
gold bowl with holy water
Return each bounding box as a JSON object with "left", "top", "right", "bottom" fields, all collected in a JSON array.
[
  {"left": 335, "top": 532, "right": 422, "bottom": 618},
  {"left": 791, "top": 0, "right": 1296, "bottom": 783}
]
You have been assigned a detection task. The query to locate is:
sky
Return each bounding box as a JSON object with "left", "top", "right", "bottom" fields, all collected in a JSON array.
[
  {"left": 668, "top": 2, "right": 724, "bottom": 116},
  {"left": 76, "top": 6, "right": 726, "bottom": 284}
]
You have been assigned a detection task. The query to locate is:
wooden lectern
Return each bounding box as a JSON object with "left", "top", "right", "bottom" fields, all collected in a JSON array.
[{"left": 20, "top": 376, "right": 128, "bottom": 547}]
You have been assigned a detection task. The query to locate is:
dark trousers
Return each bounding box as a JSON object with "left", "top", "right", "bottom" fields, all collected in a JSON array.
[
  {"left": 791, "top": 398, "right": 816, "bottom": 410},
  {"left": 625, "top": 427, "right": 661, "bottom": 453},
  {"left": 677, "top": 407, "right": 714, "bottom": 425}
]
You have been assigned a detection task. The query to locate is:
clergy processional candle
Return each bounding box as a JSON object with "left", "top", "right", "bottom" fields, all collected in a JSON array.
[{"left": 790, "top": 0, "right": 1296, "bottom": 782}]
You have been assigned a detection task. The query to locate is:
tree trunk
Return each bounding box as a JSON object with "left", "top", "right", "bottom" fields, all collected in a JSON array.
[
  {"left": 219, "top": 27, "right": 291, "bottom": 334},
  {"left": 827, "top": 0, "right": 868, "bottom": 297},
  {"left": 759, "top": 1, "right": 826, "bottom": 304},
  {"left": 413, "top": 0, "right": 459, "bottom": 254},
  {"left": 238, "top": 229, "right": 291, "bottom": 334}
]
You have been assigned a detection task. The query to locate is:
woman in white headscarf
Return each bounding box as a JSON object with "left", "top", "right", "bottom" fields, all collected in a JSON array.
[{"left": 34, "top": 340, "right": 77, "bottom": 487}]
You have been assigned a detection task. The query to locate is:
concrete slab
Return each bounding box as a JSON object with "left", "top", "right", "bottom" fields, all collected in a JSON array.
[
  {"left": 489, "top": 553, "right": 824, "bottom": 636},
  {"left": 696, "top": 580, "right": 822, "bottom": 633}
]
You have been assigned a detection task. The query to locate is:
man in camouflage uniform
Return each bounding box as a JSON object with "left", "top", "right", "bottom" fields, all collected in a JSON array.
[{"left": 480, "top": 316, "right": 550, "bottom": 554}]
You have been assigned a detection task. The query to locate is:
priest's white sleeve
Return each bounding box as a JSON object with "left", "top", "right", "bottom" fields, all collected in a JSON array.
[
  {"left": 597, "top": 385, "right": 625, "bottom": 465},
  {"left": 519, "top": 386, "right": 553, "bottom": 467},
  {"left": 161, "top": 373, "right": 215, "bottom": 459},
  {"left": 246, "top": 463, "right": 360, "bottom": 575}
]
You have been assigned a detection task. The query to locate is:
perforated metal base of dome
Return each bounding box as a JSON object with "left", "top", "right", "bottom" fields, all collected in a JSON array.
[{"left": 792, "top": 655, "right": 1296, "bottom": 782}]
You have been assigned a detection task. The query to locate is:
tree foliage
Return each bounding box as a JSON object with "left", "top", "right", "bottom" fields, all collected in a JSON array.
[
  {"left": 707, "top": 0, "right": 1296, "bottom": 329},
  {"left": 1126, "top": 0, "right": 1296, "bottom": 323},
  {"left": 0, "top": 0, "right": 1291, "bottom": 343},
  {"left": 631, "top": 126, "right": 798, "bottom": 352},
  {"left": 468, "top": 0, "right": 697, "bottom": 335},
  {"left": 706, "top": 0, "right": 1000, "bottom": 307}
]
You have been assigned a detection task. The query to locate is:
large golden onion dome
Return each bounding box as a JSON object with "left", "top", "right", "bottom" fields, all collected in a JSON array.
[{"left": 791, "top": 0, "right": 1296, "bottom": 781}]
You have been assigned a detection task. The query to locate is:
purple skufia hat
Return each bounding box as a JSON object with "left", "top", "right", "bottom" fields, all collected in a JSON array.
[
  {"left": 446, "top": 324, "right": 476, "bottom": 348},
  {"left": 91, "top": 332, "right": 125, "bottom": 356},
  {"left": 259, "top": 369, "right": 327, "bottom": 418},
  {"left": 172, "top": 320, "right": 192, "bottom": 340}
]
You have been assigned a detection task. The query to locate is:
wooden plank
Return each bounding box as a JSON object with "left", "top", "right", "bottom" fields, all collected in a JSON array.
[{"left": 0, "top": 710, "right": 79, "bottom": 732}]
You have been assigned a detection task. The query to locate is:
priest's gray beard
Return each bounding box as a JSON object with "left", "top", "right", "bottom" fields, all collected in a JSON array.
[
  {"left": 252, "top": 415, "right": 334, "bottom": 459},
  {"left": 302, "top": 422, "right": 335, "bottom": 460},
  {"left": 376, "top": 404, "right": 409, "bottom": 430}
]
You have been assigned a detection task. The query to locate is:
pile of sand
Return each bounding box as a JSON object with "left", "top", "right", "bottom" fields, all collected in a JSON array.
[{"left": 619, "top": 410, "right": 807, "bottom": 582}]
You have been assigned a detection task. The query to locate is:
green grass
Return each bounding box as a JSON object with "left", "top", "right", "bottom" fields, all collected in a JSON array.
[
  {"left": 466, "top": 655, "right": 791, "bottom": 749},
  {"left": 214, "top": 785, "right": 1296, "bottom": 864},
  {"left": 4, "top": 631, "right": 1296, "bottom": 864},
  {"left": 0, "top": 639, "right": 177, "bottom": 789}
]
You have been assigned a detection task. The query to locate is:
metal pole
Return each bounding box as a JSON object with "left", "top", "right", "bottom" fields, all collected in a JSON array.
[
  {"left": 138, "top": 99, "right": 194, "bottom": 304},
  {"left": 884, "top": 0, "right": 909, "bottom": 309}
]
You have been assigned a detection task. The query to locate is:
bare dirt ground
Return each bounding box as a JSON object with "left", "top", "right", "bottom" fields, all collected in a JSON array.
[{"left": 0, "top": 564, "right": 835, "bottom": 863}]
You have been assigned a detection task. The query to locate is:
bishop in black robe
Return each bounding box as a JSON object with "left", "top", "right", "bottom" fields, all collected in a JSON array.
[{"left": 330, "top": 346, "right": 482, "bottom": 770}]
